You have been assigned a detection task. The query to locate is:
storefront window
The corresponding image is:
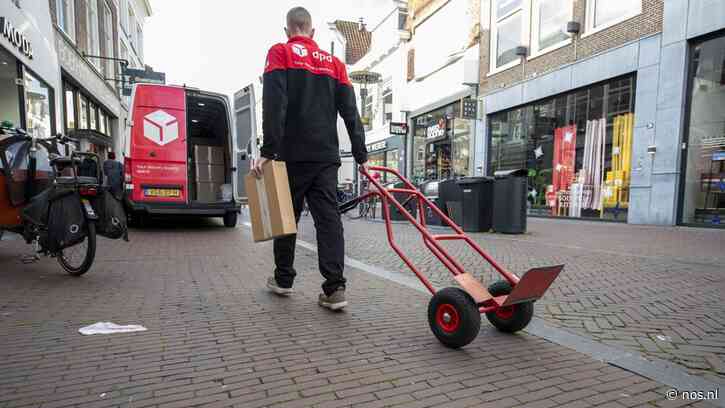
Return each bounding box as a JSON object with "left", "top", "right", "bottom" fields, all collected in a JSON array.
[
  {"left": 65, "top": 88, "right": 76, "bottom": 130},
  {"left": 23, "top": 69, "right": 53, "bottom": 138},
  {"left": 79, "top": 95, "right": 89, "bottom": 129},
  {"left": 682, "top": 35, "right": 725, "bottom": 226},
  {"left": 452, "top": 119, "right": 471, "bottom": 177},
  {"left": 489, "top": 75, "right": 636, "bottom": 220},
  {"left": 412, "top": 101, "right": 474, "bottom": 183},
  {"left": 89, "top": 102, "right": 97, "bottom": 130},
  {"left": 0, "top": 48, "right": 21, "bottom": 127},
  {"left": 368, "top": 151, "right": 386, "bottom": 180}
]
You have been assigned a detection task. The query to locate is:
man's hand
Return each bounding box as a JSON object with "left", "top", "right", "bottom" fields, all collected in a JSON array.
[{"left": 251, "top": 157, "right": 271, "bottom": 179}]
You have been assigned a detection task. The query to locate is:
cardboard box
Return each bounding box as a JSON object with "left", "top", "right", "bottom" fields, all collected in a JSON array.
[
  {"left": 244, "top": 161, "right": 297, "bottom": 242},
  {"left": 195, "top": 164, "right": 225, "bottom": 183},
  {"left": 194, "top": 145, "right": 225, "bottom": 165},
  {"left": 196, "top": 182, "right": 222, "bottom": 202}
]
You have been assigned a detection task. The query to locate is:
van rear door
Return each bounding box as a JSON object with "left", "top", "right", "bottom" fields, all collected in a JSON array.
[
  {"left": 129, "top": 85, "right": 188, "bottom": 204},
  {"left": 233, "top": 85, "right": 257, "bottom": 200}
]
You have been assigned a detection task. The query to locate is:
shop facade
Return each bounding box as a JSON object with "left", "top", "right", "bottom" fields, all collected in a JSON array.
[
  {"left": 366, "top": 135, "right": 403, "bottom": 183},
  {"left": 411, "top": 98, "right": 476, "bottom": 184},
  {"left": 1, "top": 1, "right": 62, "bottom": 137},
  {"left": 679, "top": 31, "right": 725, "bottom": 226},
  {"left": 488, "top": 75, "right": 637, "bottom": 221}
]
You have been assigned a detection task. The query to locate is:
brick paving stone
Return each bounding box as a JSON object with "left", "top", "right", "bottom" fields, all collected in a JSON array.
[
  {"left": 0, "top": 218, "right": 717, "bottom": 408},
  {"left": 295, "top": 216, "right": 725, "bottom": 383}
]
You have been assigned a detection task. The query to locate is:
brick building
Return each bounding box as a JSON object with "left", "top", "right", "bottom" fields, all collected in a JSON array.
[{"left": 477, "top": 0, "right": 725, "bottom": 227}]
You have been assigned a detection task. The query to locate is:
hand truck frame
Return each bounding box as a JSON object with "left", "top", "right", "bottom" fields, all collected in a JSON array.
[{"left": 340, "top": 165, "right": 563, "bottom": 348}]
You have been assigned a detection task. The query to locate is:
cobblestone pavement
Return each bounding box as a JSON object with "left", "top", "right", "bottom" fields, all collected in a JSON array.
[
  {"left": 294, "top": 214, "right": 725, "bottom": 385},
  {"left": 0, "top": 218, "right": 719, "bottom": 407}
]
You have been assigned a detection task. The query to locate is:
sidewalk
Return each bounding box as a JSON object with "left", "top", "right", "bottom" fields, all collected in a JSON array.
[
  {"left": 0, "top": 219, "right": 719, "bottom": 408},
  {"left": 295, "top": 215, "right": 725, "bottom": 385}
]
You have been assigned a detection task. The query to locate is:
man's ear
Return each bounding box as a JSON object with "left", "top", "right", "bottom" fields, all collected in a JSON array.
[
  {"left": 285, "top": 27, "right": 290, "bottom": 39},
  {"left": 310, "top": 28, "right": 315, "bottom": 39}
]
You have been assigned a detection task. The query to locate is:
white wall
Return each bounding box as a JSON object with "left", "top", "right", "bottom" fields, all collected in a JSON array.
[{"left": 0, "top": 1, "right": 63, "bottom": 136}]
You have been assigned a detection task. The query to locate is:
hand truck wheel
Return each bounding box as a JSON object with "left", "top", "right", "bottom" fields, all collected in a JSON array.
[
  {"left": 485, "top": 280, "right": 534, "bottom": 333},
  {"left": 427, "top": 287, "right": 480, "bottom": 349}
]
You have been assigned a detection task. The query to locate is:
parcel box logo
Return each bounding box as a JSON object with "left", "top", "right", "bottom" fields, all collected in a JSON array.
[{"left": 143, "top": 110, "right": 179, "bottom": 146}]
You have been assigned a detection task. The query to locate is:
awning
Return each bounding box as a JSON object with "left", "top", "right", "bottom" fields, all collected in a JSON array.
[{"left": 68, "top": 129, "right": 112, "bottom": 147}]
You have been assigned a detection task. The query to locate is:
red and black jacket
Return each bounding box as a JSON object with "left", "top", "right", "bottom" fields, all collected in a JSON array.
[{"left": 261, "top": 36, "right": 367, "bottom": 164}]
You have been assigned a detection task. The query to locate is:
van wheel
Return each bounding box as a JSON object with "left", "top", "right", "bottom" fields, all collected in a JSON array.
[{"left": 223, "top": 212, "right": 237, "bottom": 228}]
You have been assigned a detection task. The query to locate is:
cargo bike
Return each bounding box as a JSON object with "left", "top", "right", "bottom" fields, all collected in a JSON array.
[
  {"left": 340, "top": 165, "right": 564, "bottom": 348},
  {"left": 0, "top": 126, "right": 128, "bottom": 276}
]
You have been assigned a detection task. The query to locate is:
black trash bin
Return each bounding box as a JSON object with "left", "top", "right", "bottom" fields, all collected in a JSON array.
[
  {"left": 438, "top": 179, "right": 463, "bottom": 225},
  {"left": 419, "top": 181, "right": 443, "bottom": 225},
  {"left": 389, "top": 182, "right": 418, "bottom": 221},
  {"left": 493, "top": 169, "right": 528, "bottom": 234},
  {"left": 457, "top": 177, "right": 494, "bottom": 232}
]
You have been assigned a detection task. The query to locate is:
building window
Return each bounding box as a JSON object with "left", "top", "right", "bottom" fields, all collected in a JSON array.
[
  {"left": 490, "top": 0, "right": 526, "bottom": 72},
  {"left": 0, "top": 48, "right": 21, "bottom": 128},
  {"left": 128, "top": 6, "right": 136, "bottom": 47},
  {"left": 89, "top": 102, "right": 97, "bottom": 130},
  {"left": 382, "top": 81, "right": 392, "bottom": 125},
  {"left": 56, "top": 0, "right": 76, "bottom": 42},
  {"left": 136, "top": 24, "right": 144, "bottom": 61},
  {"left": 586, "top": 0, "right": 642, "bottom": 34},
  {"left": 99, "top": 111, "right": 106, "bottom": 134},
  {"left": 86, "top": 0, "right": 101, "bottom": 71},
  {"left": 79, "top": 94, "right": 89, "bottom": 129},
  {"left": 532, "top": 0, "right": 572, "bottom": 55},
  {"left": 103, "top": 1, "right": 114, "bottom": 79},
  {"left": 361, "top": 88, "right": 374, "bottom": 131},
  {"left": 64, "top": 87, "right": 76, "bottom": 131},
  {"left": 23, "top": 68, "right": 54, "bottom": 138},
  {"left": 120, "top": 0, "right": 127, "bottom": 32}
]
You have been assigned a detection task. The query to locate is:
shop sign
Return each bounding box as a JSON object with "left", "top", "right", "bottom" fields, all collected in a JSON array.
[
  {"left": 367, "top": 141, "right": 387, "bottom": 152},
  {"left": 461, "top": 99, "right": 477, "bottom": 119},
  {"left": 426, "top": 118, "right": 447, "bottom": 140},
  {"left": 1, "top": 17, "right": 33, "bottom": 59},
  {"left": 389, "top": 122, "right": 408, "bottom": 135},
  {"left": 121, "top": 66, "right": 166, "bottom": 96}
]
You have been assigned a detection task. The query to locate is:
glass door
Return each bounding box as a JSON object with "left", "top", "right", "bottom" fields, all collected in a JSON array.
[{"left": 681, "top": 34, "right": 725, "bottom": 226}]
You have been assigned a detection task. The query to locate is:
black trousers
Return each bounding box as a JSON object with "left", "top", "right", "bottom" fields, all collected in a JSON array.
[{"left": 273, "top": 162, "right": 345, "bottom": 296}]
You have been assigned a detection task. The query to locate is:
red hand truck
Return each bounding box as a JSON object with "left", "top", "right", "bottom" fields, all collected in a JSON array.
[{"left": 340, "top": 165, "right": 563, "bottom": 348}]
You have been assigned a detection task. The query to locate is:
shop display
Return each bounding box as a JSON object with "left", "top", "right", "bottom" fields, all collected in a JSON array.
[
  {"left": 603, "top": 113, "right": 633, "bottom": 210},
  {"left": 551, "top": 125, "right": 576, "bottom": 215},
  {"left": 489, "top": 75, "right": 636, "bottom": 221}
]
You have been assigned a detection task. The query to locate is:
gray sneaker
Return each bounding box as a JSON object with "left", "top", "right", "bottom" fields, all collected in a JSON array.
[
  {"left": 267, "top": 277, "right": 293, "bottom": 296},
  {"left": 318, "top": 288, "right": 347, "bottom": 310}
]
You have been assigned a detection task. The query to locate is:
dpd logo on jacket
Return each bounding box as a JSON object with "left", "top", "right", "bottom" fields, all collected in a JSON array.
[{"left": 291, "top": 44, "right": 307, "bottom": 58}]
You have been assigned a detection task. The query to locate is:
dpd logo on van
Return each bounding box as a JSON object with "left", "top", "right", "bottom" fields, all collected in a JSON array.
[
  {"left": 143, "top": 110, "right": 179, "bottom": 146},
  {"left": 291, "top": 44, "right": 307, "bottom": 58}
]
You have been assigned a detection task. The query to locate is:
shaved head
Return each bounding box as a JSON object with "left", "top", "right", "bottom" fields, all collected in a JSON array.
[{"left": 286, "top": 7, "right": 314, "bottom": 37}]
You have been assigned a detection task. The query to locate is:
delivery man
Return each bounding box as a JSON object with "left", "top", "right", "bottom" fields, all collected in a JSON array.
[{"left": 252, "top": 7, "right": 367, "bottom": 310}]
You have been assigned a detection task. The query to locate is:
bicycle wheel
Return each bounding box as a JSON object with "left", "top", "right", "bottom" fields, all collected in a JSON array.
[{"left": 57, "top": 222, "right": 96, "bottom": 276}]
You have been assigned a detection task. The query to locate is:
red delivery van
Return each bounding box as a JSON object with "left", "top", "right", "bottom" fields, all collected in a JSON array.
[{"left": 123, "top": 84, "right": 248, "bottom": 227}]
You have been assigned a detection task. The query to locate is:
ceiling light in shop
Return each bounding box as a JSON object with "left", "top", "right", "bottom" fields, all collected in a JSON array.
[
  {"left": 191, "top": 119, "right": 199, "bottom": 123},
  {"left": 197, "top": 103, "right": 205, "bottom": 107}
]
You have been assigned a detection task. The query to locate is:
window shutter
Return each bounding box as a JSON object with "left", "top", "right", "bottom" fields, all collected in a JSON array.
[{"left": 407, "top": 49, "right": 415, "bottom": 81}]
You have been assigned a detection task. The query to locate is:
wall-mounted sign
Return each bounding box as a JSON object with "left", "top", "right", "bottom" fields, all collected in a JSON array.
[
  {"left": 389, "top": 122, "right": 408, "bottom": 135},
  {"left": 461, "top": 99, "right": 477, "bottom": 119},
  {"left": 1, "top": 16, "right": 33, "bottom": 59},
  {"left": 426, "top": 118, "right": 447, "bottom": 140},
  {"left": 121, "top": 66, "right": 166, "bottom": 95},
  {"left": 367, "top": 141, "right": 387, "bottom": 152}
]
